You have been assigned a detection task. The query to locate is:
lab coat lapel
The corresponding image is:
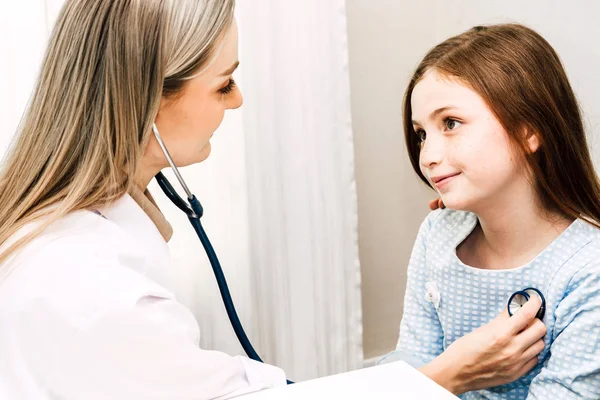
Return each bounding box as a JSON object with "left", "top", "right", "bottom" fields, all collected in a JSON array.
[{"left": 99, "top": 193, "right": 173, "bottom": 290}]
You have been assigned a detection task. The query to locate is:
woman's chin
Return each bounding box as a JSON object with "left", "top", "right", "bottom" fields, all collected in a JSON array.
[
  {"left": 175, "top": 143, "right": 212, "bottom": 168},
  {"left": 189, "top": 143, "right": 212, "bottom": 165},
  {"left": 197, "top": 142, "right": 212, "bottom": 161}
]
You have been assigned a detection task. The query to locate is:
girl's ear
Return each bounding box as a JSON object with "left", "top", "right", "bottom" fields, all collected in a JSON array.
[{"left": 525, "top": 126, "right": 541, "bottom": 153}]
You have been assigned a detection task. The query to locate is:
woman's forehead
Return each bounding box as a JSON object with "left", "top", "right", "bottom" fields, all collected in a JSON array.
[{"left": 203, "top": 20, "right": 239, "bottom": 79}]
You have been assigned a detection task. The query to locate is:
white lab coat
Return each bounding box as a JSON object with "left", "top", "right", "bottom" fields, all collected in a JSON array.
[{"left": 0, "top": 192, "right": 286, "bottom": 400}]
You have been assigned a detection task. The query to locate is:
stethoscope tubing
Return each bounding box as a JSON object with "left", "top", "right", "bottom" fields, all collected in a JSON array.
[{"left": 152, "top": 125, "right": 294, "bottom": 384}]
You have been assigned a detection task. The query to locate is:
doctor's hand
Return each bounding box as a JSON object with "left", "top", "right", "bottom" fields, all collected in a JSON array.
[
  {"left": 429, "top": 198, "right": 445, "bottom": 210},
  {"left": 420, "top": 295, "right": 546, "bottom": 395}
]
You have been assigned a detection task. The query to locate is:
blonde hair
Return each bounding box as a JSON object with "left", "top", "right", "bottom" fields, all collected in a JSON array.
[{"left": 0, "top": 0, "right": 235, "bottom": 269}]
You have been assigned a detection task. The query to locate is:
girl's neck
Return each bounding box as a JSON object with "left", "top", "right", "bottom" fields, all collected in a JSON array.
[{"left": 457, "top": 195, "right": 574, "bottom": 270}]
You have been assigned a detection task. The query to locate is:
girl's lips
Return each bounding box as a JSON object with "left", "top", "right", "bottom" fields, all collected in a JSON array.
[{"left": 432, "top": 172, "right": 460, "bottom": 189}]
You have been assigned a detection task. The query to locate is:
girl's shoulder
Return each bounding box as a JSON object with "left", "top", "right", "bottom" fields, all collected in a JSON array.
[{"left": 555, "top": 218, "right": 600, "bottom": 273}]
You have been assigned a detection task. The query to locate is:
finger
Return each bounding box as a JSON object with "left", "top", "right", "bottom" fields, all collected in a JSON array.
[
  {"left": 492, "top": 303, "right": 513, "bottom": 322},
  {"left": 514, "top": 356, "right": 539, "bottom": 379},
  {"left": 438, "top": 199, "right": 446, "bottom": 209},
  {"left": 517, "top": 318, "right": 547, "bottom": 349},
  {"left": 507, "top": 294, "right": 543, "bottom": 335},
  {"left": 520, "top": 338, "right": 546, "bottom": 361},
  {"left": 429, "top": 199, "right": 440, "bottom": 210}
]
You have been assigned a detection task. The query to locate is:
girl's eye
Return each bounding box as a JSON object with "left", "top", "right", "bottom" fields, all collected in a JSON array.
[
  {"left": 444, "top": 118, "right": 462, "bottom": 131},
  {"left": 218, "top": 78, "right": 236, "bottom": 95},
  {"left": 416, "top": 129, "right": 426, "bottom": 143}
]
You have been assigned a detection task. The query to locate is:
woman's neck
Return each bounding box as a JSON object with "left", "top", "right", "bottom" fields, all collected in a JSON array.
[
  {"left": 458, "top": 193, "right": 574, "bottom": 270},
  {"left": 135, "top": 159, "right": 163, "bottom": 192}
]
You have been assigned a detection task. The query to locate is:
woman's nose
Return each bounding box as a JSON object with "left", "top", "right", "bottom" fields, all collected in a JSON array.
[{"left": 228, "top": 90, "right": 243, "bottom": 110}]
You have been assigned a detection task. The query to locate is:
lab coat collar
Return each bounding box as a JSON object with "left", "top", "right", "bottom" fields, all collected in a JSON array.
[
  {"left": 128, "top": 186, "right": 173, "bottom": 242},
  {"left": 98, "top": 190, "right": 173, "bottom": 289}
]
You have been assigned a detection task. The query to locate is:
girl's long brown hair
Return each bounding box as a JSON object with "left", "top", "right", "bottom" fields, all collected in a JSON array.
[{"left": 404, "top": 24, "right": 600, "bottom": 227}]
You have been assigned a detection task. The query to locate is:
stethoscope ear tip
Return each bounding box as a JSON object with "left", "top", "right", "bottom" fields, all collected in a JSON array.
[{"left": 507, "top": 287, "right": 546, "bottom": 320}]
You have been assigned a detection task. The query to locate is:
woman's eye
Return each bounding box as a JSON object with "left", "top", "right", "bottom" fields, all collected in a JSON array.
[
  {"left": 444, "top": 118, "right": 462, "bottom": 131},
  {"left": 218, "top": 78, "right": 236, "bottom": 95},
  {"left": 416, "top": 129, "right": 426, "bottom": 143}
]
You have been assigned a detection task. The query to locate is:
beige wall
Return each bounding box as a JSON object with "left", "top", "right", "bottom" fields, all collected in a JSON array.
[{"left": 345, "top": 0, "right": 436, "bottom": 359}]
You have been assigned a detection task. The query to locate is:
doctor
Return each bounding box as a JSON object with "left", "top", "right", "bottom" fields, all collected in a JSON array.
[{"left": 0, "top": 0, "right": 546, "bottom": 399}]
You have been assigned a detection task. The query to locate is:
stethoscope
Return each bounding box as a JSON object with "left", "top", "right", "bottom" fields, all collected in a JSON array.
[
  {"left": 507, "top": 287, "right": 546, "bottom": 320},
  {"left": 151, "top": 124, "right": 294, "bottom": 384}
]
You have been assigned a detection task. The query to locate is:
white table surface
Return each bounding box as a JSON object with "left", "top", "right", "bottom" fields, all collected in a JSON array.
[{"left": 239, "top": 361, "right": 459, "bottom": 399}]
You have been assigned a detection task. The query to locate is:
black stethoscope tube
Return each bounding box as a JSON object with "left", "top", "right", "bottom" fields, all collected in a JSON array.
[{"left": 152, "top": 124, "right": 293, "bottom": 384}]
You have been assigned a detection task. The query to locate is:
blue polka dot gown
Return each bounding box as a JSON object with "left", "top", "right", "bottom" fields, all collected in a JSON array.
[{"left": 379, "top": 209, "right": 600, "bottom": 399}]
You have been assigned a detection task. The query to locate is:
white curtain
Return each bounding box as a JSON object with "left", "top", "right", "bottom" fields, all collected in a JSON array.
[
  {"left": 1, "top": 0, "right": 363, "bottom": 382},
  {"left": 238, "top": 0, "right": 362, "bottom": 379}
]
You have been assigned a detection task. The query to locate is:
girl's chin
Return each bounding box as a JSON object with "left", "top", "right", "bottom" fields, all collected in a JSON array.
[{"left": 439, "top": 196, "right": 473, "bottom": 212}]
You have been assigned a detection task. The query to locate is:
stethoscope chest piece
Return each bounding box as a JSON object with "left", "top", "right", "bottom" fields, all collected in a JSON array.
[{"left": 507, "top": 287, "right": 546, "bottom": 320}]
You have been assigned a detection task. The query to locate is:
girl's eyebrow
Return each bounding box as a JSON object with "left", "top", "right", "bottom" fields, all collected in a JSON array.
[{"left": 412, "top": 105, "right": 458, "bottom": 125}]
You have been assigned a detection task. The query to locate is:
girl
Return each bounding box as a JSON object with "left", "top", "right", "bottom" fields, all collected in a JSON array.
[{"left": 388, "top": 24, "right": 600, "bottom": 399}]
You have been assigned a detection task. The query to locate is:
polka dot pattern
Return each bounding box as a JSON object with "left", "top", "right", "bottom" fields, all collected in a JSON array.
[{"left": 382, "top": 209, "right": 600, "bottom": 399}]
